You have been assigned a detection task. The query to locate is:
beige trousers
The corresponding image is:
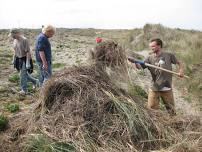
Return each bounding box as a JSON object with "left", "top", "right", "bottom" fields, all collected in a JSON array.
[{"left": 148, "top": 89, "right": 176, "bottom": 115}]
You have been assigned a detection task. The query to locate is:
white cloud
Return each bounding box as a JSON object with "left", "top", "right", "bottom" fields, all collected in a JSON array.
[{"left": 0, "top": 0, "right": 201, "bottom": 30}]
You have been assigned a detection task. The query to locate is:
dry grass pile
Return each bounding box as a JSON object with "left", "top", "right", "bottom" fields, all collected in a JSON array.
[
  {"left": 22, "top": 65, "right": 185, "bottom": 152},
  {"left": 89, "top": 40, "right": 127, "bottom": 68},
  {"left": 1, "top": 39, "right": 201, "bottom": 152},
  {"left": 22, "top": 40, "right": 201, "bottom": 151},
  {"left": 169, "top": 116, "right": 202, "bottom": 152},
  {"left": 0, "top": 112, "right": 31, "bottom": 152},
  {"left": 154, "top": 115, "right": 202, "bottom": 152}
]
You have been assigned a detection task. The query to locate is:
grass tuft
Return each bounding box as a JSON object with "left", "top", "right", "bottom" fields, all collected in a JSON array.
[{"left": 0, "top": 115, "right": 8, "bottom": 131}]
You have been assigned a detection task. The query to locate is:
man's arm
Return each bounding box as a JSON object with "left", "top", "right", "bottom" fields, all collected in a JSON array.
[
  {"left": 128, "top": 57, "right": 147, "bottom": 69},
  {"left": 39, "top": 51, "right": 48, "bottom": 70},
  {"left": 176, "top": 60, "right": 184, "bottom": 77},
  {"left": 24, "top": 39, "right": 32, "bottom": 68},
  {"left": 170, "top": 53, "right": 184, "bottom": 78},
  {"left": 11, "top": 47, "right": 16, "bottom": 64},
  {"left": 26, "top": 51, "right": 31, "bottom": 60}
]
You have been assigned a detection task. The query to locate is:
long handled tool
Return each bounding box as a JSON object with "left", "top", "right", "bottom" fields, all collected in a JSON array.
[{"left": 128, "top": 57, "right": 189, "bottom": 79}]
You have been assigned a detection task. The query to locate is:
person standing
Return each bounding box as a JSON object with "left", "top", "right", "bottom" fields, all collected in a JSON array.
[
  {"left": 95, "top": 37, "right": 102, "bottom": 43},
  {"left": 35, "top": 25, "right": 56, "bottom": 86},
  {"left": 9, "top": 29, "right": 39, "bottom": 94},
  {"left": 129, "top": 38, "right": 184, "bottom": 115}
]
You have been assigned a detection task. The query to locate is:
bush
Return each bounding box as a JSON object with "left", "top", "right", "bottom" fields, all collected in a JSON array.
[
  {"left": 0, "top": 115, "right": 8, "bottom": 131},
  {"left": 8, "top": 73, "right": 20, "bottom": 83},
  {"left": 5, "top": 103, "right": 20, "bottom": 113}
]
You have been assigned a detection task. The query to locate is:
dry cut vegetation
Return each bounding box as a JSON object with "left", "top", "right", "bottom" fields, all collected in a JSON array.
[
  {"left": 0, "top": 26, "right": 201, "bottom": 152},
  {"left": 0, "top": 41, "right": 201, "bottom": 152}
]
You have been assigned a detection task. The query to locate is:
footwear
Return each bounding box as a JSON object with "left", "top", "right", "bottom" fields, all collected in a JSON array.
[
  {"left": 33, "top": 80, "right": 40, "bottom": 90},
  {"left": 32, "top": 85, "right": 36, "bottom": 90},
  {"left": 19, "top": 90, "right": 26, "bottom": 95}
]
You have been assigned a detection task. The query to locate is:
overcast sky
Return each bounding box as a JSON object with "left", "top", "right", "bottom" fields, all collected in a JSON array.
[{"left": 1, "top": 0, "right": 202, "bottom": 30}]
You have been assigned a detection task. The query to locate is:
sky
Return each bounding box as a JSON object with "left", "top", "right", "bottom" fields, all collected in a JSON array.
[{"left": 0, "top": 0, "right": 202, "bottom": 30}]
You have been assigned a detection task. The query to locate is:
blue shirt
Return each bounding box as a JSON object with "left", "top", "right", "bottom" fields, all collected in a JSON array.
[{"left": 35, "top": 33, "right": 52, "bottom": 63}]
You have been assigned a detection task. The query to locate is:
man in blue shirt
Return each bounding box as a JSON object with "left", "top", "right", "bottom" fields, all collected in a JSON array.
[{"left": 35, "top": 25, "right": 56, "bottom": 86}]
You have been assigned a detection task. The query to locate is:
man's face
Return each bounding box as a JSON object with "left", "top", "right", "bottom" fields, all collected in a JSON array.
[
  {"left": 46, "top": 30, "right": 55, "bottom": 38},
  {"left": 149, "top": 41, "right": 161, "bottom": 53},
  {"left": 11, "top": 33, "right": 19, "bottom": 39}
]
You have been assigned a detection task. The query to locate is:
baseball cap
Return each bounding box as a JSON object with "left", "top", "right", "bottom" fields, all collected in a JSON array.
[{"left": 96, "top": 37, "right": 102, "bottom": 43}]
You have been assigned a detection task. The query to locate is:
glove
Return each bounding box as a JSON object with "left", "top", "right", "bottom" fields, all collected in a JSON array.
[
  {"left": 128, "top": 57, "right": 145, "bottom": 65},
  {"left": 134, "top": 60, "right": 145, "bottom": 65},
  {"left": 26, "top": 58, "right": 31, "bottom": 69},
  {"left": 11, "top": 55, "right": 15, "bottom": 65}
]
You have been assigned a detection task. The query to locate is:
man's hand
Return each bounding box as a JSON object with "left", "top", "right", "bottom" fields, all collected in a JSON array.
[
  {"left": 136, "top": 63, "right": 143, "bottom": 69},
  {"left": 128, "top": 57, "right": 143, "bottom": 69},
  {"left": 39, "top": 51, "right": 48, "bottom": 71},
  {"left": 43, "top": 62, "right": 48, "bottom": 71},
  {"left": 11, "top": 55, "right": 15, "bottom": 65},
  {"left": 127, "top": 57, "right": 135, "bottom": 63},
  {"left": 178, "top": 69, "right": 184, "bottom": 78}
]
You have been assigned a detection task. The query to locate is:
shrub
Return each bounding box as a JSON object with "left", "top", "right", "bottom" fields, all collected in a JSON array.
[
  {"left": 8, "top": 74, "right": 20, "bottom": 83},
  {"left": 0, "top": 115, "right": 8, "bottom": 131},
  {"left": 5, "top": 103, "right": 20, "bottom": 113}
]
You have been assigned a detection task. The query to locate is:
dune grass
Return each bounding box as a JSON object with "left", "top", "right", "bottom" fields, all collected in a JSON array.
[{"left": 0, "top": 115, "right": 8, "bottom": 131}]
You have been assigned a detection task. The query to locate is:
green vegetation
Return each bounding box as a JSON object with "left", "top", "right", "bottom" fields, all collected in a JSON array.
[
  {"left": 27, "top": 83, "right": 36, "bottom": 93},
  {"left": 0, "top": 115, "right": 8, "bottom": 131},
  {"left": 0, "top": 86, "right": 8, "bottom": 93},
  {"left": 0, "top": 56, "right": 12, "bottom": 64},
  {"left": 8, "top": 73, "right": 20, "bottom": 83},
  {"left": 23, "top": 134, "right": 76, "bottom": 152},
  {"left": 128, "top": 84, "right": 148, "bottom": 99},
  {"left": 0, "top": 48, "right": 13, "bottom": 65},
  {"left": 183, "top": 95, "right": 192, "bottom": 103},
  {"left": 159, "top": 98, "right": 166, "bottom": 110},
  {"left": 5, "top": 103, "right": 20, "bottom": 113},
  {"left": 104, "top": 91, "right": 164, "bottom": 146},
  {"left": 53, "top": 63, "right": 65, "bottom": 69},
  {"left": 2, "top": 53, "right": 13, "bottom": 58}
]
